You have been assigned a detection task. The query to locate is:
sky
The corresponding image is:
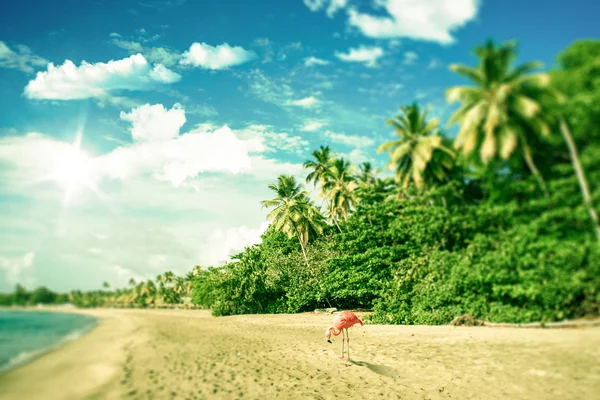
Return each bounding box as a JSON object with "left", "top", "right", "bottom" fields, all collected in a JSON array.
[{"left": 0, "top": 0, "right": 597, "bottom": 292}]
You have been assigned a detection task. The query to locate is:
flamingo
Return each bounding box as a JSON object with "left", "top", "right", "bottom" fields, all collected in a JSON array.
[{"left": 325, "top": 311, "right": 364, "bottom": 360}]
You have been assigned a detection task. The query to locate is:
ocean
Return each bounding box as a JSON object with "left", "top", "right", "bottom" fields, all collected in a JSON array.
[{"left": 0, "top": 310, "right": 97, "bottom": 373}]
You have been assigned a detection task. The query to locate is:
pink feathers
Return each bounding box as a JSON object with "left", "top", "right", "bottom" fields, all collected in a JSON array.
[{"left": 325, "top": 311, "right": 364, "bottom": 360}]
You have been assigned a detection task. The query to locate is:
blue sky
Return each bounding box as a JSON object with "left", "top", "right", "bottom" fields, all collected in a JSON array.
[{"left": 0, "top": 0, "right": 596, "bottom": 292}]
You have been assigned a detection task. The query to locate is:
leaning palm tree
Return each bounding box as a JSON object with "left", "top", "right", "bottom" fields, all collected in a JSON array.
[
  {"left": 446, "top": 40, "right": 553, "bottom": 195},
  {"left": 261, "top": 175, "right": 326, "bottom": 268},
  {"left": 377, "top": 102, "right": 454, "bottom": 190},
  {"left": 322, "top": 158, "right": 358, "bottom": 230}
]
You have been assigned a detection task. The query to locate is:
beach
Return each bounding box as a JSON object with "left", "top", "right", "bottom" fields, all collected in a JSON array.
[{"left": 0, "top": 309, "right": 598, "bottom": 400}]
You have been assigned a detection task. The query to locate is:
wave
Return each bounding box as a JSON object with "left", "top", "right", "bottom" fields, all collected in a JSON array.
[{"left": 0, "top": 320, "right": 98, "bottom": 374}]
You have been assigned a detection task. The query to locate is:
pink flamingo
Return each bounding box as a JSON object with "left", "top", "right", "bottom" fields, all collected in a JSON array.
[{"left": 325, "top": 311, "right": 364, "bottom": 360}]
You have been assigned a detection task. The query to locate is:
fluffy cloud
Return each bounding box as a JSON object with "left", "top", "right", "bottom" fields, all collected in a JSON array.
[
  {"left": 120, "top": 103, "right": 186, "bottom": 142},
  {"left": 95, "top": 125, "right": 253, "bottom": 186},
  {"left": 300, "top": 120, "right": 327, "bottom": 132},
  {"left": 180, "top": 42, "right": 256, "bottom": 70},
  {"left": 304, "top": 56, "right": 330, "bottom": 67},
  {"left": 324, "top": 130, "right": 375, "bottom": 147},
  {"left": 285, "top": 96, "right": 320, "bottom": 108},
  {"left": 0, "top": 41, "right": 48, "bottom": 73},
  {"left": 335, "top": 45, "right": 384, "bottom": 67},
  {"left": 303, "top": 0, "right": 347, "bottom": 17},
  {"left": 24, "top": 54, "right": 180, "bottom": 100},
  {"left": 347, "top": 0, "right": 479, "bottom": 44}
]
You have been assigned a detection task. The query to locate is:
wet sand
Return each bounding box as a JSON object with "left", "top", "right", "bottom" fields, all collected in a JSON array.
[{"left": 0, "top": 309, "right": 598, "bottom": 400}]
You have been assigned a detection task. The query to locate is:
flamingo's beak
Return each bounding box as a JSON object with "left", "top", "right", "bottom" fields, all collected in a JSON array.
[{"left": 327, "top": 339, "right": 332, "bottom": 343}]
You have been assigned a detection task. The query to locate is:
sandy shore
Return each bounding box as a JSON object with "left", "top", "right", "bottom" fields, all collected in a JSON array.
[{"left": 0, "top": 309, "right": 599, "bottom": 400}]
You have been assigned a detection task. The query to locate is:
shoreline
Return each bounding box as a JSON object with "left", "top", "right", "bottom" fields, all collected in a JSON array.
[
  {"left": 0, "top": 308, "right": 139, "bottom": 400},
  {"left": 1, "top": 308, "right": 599, "bottom": 399}
]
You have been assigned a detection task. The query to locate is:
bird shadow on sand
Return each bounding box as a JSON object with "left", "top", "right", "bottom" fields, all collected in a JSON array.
[{"left": 349, "top": 360, "right": 399, "bottom": 379}]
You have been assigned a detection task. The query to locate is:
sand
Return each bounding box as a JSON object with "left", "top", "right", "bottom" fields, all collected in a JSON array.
[{"left": 0, "top": 309, "right": 599, "bottom": 400}]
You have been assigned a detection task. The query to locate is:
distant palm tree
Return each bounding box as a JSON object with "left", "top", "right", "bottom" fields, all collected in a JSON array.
[
  {"left": 102, "top": 281, "right": 110, "bottom": 289},
  {"left": 357, "top": 162, "right": 377, "bottom": 187},
  {"left": 446, "top": 40, "right": 552, "bottom": 195},
  {"left": 377, "top": 102, "right": 454, "bottom": 190},
  {"left": 322, "top": 158, "right": 358, "bottom": 230},
  {"left": 261, "top": 175, "right": 326, "bottom": 268}
]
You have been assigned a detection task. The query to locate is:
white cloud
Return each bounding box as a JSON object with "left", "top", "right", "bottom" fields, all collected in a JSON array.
[
  {"left": 300, "top": 120, "right": 327, "bottom": 132},
  {"left": 202, "top": 221, "right": 270, "bottom": 266},
  {"left": 285, "top": 96, "right": 320, "bottom": 108},
  {"left": 180, "top": 42, "right": 256, "bottom": 70},
  {"left": 347, "top": 0, "right": 479, "bottom": 44},
  {"left": 24, "top": 54, "right": 180, "bottom": 100},
  {"left": 0, "top": 252, "right": 35, "bottom": 288},
  {"left": 304, "top": 56, "right": 330, "bottom": 67},
  {"left": 403, "top": 51, "right": 419, "bottom": 65},
  {"left": 335, "top": 45, "right": 384, "bottom": 67},
  {"left": 95, "top": 125, "right": 253, "bottom": 186},
  {"left": 120, "top": 103, "right": 186, "bottom": 142},
  {"left": 324, "top": 130, "right": 375, "bottom": 147},
  {"left": 303, "top": 0, "right": 348, "bottom": 17},
  {"left": 0, "top": 41, "right": 48, "bottom": 73}
]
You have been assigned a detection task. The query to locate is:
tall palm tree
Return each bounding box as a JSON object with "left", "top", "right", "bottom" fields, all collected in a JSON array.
[
  {"left": 304, "top": 145, "right": 335, "bottom": 193},
  {"left": 261, "top": 175, "right": 326, "bottom": 268},
  {"left": 377, "top": 102, "right": 454, "bottom": 190},
  {"left": 446, "top": 40, "right": 553, "bottom": 195},
  {"left": 322, "top": 158, "right": 358, "bottom": 229}
]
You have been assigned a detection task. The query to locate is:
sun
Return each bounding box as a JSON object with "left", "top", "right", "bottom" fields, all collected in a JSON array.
[{"left": 49, "top": 133, "right": 96, "bottom": 203}]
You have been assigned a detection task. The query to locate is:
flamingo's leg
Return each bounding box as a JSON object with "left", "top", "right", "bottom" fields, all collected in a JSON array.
[
  {"left": 340, "top": 329, "right": 346, "bottom": 359},
  {"left": 346, "top": 329, "right": 350, "bottom": 361}
]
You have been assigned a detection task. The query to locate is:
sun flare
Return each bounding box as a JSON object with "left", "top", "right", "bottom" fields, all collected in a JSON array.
[{"left": 49, "top": 133, "right": 96, "bottom": 203}]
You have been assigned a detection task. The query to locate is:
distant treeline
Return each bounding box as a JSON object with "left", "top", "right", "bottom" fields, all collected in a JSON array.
[{"left": 0, "top": 285, "right": 69, "bottom": 306}]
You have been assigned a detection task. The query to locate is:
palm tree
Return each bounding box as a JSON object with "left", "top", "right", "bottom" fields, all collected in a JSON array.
[
  {"left": 357, "top": 162, "right": 377, "bottom": 187},
  {"left": 304, "top": 145, "right": 335, "bottom": 193},
  {"left": 377, "top": 102, "right": 454, "bottom": 190},
  {"left": 446, "top": 40, "right": 553, "bottom": 195},
  {"left": 322, "top": 158, "right": 358, "bottom": 230},
  {"left": 261, "top": 175, "right": 326, "bottom": 268}
]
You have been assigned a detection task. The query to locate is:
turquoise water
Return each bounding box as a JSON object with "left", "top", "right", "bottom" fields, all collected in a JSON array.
[{"left": 0, "top": 310, "right": 97, "bottom": 373}]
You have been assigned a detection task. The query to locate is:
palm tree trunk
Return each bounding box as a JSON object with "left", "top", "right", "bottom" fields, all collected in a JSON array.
[
  {"left": 522, "top": 143, "right": 549, "bottom": 197},
  {"left": 293, "top": 223, "right": 311, "bottom": 269},
  {"left": 332, "top": 217, "right": 343, "bottom": 233},
  {"left": 298, "top": 238, "right": 310, "bottom": 269},
  {"left": 559, "top": 118, "right": 600, "bottom": 242}
]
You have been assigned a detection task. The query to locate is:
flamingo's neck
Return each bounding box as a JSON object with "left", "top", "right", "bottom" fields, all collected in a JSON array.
[{"left": 329, "top": 326, "right": 341, "bottom": 336}]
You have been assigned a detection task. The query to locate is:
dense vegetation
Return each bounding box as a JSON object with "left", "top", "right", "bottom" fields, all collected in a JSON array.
[
  {"left": 2, "top": 40, "right": 599, "bottom": 325},
  {"left": 191, "top": 39, "right": 600, "bottom": 324}
]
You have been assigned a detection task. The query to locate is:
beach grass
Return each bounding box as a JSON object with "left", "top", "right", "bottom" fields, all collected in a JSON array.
[{"left": 0, "top": 309, "right": 599, "bottom": 399}]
